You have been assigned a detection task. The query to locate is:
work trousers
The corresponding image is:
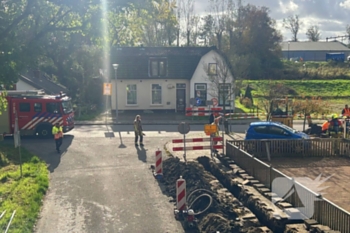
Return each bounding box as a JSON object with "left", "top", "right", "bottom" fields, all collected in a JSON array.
[
  {"left": 55, "top": 138, "right": 63, "bottom": 151},
  {"left": 135, "top": 132, "right": 143, "bottom": 143}
]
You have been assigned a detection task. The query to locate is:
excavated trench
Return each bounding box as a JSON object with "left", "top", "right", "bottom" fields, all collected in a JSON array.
[
  {"left": 161, "top": 157, "right": 271, "bottom": 233},
  {"left": 161, "top": 156, "right": 334, "bottom": 233}
]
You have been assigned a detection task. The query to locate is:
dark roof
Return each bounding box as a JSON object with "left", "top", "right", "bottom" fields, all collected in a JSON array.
[
  {"left": 281, "top": 41, "right": 350, "bottom": 51},
  {"left": 19, "top": 73, "right": 68, "bottom": 95},
  {"left": 111, "top": 46, "right": 215, "bottom": 80}
]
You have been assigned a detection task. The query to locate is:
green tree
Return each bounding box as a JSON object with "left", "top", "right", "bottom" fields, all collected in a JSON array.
[{"left": 229, "top": 4, "right": 283, "bottom": 79}]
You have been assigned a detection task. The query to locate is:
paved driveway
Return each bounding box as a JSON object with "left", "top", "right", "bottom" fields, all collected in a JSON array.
[{"left": 25, "top": 125, "right": 184, "bottom": 233}]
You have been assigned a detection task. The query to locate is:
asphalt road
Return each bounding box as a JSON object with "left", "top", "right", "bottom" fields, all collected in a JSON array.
[
  {"left": 23, "top": 123, "right": 306, "bottom": 233},
  {"left": 24, "top": 125, "right": 185, "bottom": 233}
]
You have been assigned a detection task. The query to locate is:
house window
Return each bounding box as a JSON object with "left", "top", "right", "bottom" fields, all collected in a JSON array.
[
  {"left": 208, "top": 63, "right": 217, "bottom": 75},
  {"left": 151, "top": 84, "right": 162, "bottom": 104},
  {"left": 126, "top": 84, "right": 137, "bottom": 105},
  {"left": 219, "top": 83, "right": 231, "bottom": 106},
  {"left": 34, "top": 103, "right": 42, "bottom": 112},
  {"left": 149, "top": 58, "right": 167, "bottom": 77},
  {"left": 19, "top": 103, "right": 30, "bottom": 112},
  {"left": 194, "top": 83, "right": 207, "bottom": 106}
]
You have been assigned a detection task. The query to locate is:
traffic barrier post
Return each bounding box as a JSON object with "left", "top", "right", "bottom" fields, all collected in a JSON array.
[
  {"left": 154, "top": 149, "right": 163, "bottom": 178},
  {"left": 176, "top": 176, "right": 186, "bottom": 211}
]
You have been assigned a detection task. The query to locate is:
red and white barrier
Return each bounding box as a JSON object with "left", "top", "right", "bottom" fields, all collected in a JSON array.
[
  {"left": 172, "top": 136, "right": 224, "bottom": 151},
  {"left": 155, "top": 150, "right": 163, "bottom": 175},
  {"left": 173, "top": 144, "right": 223, "bottom": 151},
  {"left": 176, "top": 176, "right": 186, "bottom": 210},
  {"left": 185, "top": 107, "right": 222, "bottom": 116},
  {"left": 172, "top": 137, "right": 223, "bottom": 143}
]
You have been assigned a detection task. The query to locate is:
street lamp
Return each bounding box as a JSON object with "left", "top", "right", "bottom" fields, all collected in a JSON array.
[
  {"left": 288, "top": 42, "right": 290, "bottom": 60},
  {"left": 112, "top": 64, "right": 119, "bottom": 123}
]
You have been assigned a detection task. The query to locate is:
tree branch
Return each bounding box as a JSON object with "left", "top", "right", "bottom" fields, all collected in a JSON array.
[{"left": 0, "top": 0, "right": 35, "bottom": 41}]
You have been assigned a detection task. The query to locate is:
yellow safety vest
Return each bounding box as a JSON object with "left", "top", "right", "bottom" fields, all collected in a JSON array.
[{"left": 52, "top": 126, "right": 63, "bottom": 139}]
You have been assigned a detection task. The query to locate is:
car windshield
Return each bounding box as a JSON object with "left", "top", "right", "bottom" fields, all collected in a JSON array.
[
  {"left": 62, "top": 100, "right": 73, "bottom": 114},
  {"left": 278, "top": 123, "right": 297, "bottom": 133}
]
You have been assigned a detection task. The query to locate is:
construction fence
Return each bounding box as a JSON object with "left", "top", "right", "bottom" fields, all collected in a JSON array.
[
  {"left": 226, "top": 139, "right": 350, "bottom": 233},
  {"left": 185, "top": 106, "right": 334, "bottom": 120}
]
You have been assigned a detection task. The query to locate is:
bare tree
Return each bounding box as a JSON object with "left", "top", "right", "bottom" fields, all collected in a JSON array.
[
  {"left": 199, "top": 15, "right": 215, "bottom": 46},
  {"left": 175, "top": 0, "right": 183, "bottom": 46},
  {"left": 182, "top": 0, "right": 195, "bottom": 46},
  {"left": 306, "top": 25, "right": 321, "bottom": 41},
  {"left": 191, "top": 16, "right": 200, "bottom": 46},
  {"left": 202, "top": 54, "right": 234, "bottom": 113},
  {"left": 283, "top": 15, "right": 302, "bottom": 42},
  {"left": 208, "top": 0, "right": 232, "bottom": 51}
]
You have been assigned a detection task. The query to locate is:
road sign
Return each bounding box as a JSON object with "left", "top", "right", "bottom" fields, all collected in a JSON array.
[
  {"left": 204, "top": 124, "right": 217, "bottom": 135},
  {"left": 103, "top": 83, "right": 112, "bottom": 96},
  {"left": 178, "top": 122, "right": 190, "bottom": 135}
]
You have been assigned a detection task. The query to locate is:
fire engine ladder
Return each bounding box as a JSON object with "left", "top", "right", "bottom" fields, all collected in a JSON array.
[{"left": 5, "top": 90, "right": 45, "bottom": 97}]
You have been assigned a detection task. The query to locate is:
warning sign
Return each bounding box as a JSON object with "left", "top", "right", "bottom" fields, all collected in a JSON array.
[
  {"left": 204, "top": 124, "right": 217, "bottom": 135},
  {"left": 103, "top": 83, "right": 112, "bottom": 95}
]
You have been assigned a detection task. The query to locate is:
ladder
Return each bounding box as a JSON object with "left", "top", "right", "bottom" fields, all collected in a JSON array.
[{"left": 4, "top": 90, "right": 46, "bottom": 97}]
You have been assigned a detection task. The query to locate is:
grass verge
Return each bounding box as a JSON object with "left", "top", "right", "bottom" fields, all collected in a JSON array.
[
  {"left": 0, "top": 143, "right": 49, "bottom": 233},
  {"left": 243, "top": 79, "right": 350, "bottom": 97},
  {"left": 74, "top": 110, "right": 103, "bottom": 121}
]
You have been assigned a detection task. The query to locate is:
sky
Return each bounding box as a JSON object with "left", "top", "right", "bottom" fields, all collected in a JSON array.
[{"left": 193, "top": 0, "right": 350, "bottom": 42}]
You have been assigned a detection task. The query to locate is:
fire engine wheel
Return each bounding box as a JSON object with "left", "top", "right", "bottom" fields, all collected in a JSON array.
[{"left": 36, "top": 125, "right": 52, "bottom": 138}]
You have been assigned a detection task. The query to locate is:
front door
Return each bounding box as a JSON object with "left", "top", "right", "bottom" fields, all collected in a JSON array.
[{"left": 176, "top": 84, "right": 186, "bottom": 112}]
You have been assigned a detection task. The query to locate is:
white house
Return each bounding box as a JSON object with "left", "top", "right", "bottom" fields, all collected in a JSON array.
[
  {"left": 15, "top": 71, "right": 67, "bottom": 94},
  {"left": 110, "top": 46, "right": 235, "bottom": 113}
]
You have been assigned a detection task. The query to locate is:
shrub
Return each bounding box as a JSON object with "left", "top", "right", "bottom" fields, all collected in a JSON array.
[{"left": 241, "top": 97, "right": 253, "bottom": 108}]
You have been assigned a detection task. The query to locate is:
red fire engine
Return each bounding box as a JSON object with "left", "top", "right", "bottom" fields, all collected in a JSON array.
[{"left": 0, "top": 90, "right": 74, "bottom": 137}]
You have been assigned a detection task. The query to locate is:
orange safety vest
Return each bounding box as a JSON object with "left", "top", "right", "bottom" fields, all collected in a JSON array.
[
  {"left": 322, "top": 121, "right": 329, "bottom": 131},
  {"left": 54, "top": 132, "right": 63, "bottom": 140},
  {"left": 343, "top": 108, "right": 350, "bottom": 116}
]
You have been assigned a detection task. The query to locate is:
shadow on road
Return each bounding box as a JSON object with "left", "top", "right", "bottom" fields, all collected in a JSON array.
[
  {"left": 136, "top": 145, "right": 147, "bottom": 162},
  {"left": 18, "top": 135, "right": 74, "bottom": 173}
]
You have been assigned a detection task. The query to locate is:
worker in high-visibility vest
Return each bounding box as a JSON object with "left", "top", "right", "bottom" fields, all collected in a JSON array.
[
  {"left": 342, "top": 104, "right": 350, "bottom": 117},
  {"left": 321, "top": 120, "right": 330, "bottom": 133},
  {"left": 211, "top": 116, "right": 221, "bottom": 153},
  {"left": 134, "top": 115, "right": 145, "bottom": 147},
  {"left": 52, "top": 122, "right": 63, "bottom": 153}
]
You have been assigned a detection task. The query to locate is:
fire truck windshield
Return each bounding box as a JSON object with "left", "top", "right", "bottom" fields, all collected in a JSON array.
[{"left": 62, "top": 100, "right": 73, "bottom": 114}]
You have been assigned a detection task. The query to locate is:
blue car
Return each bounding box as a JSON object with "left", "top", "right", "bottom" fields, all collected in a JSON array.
[{"left": 245, "top": 121, "right": 310, "bottom": 140}]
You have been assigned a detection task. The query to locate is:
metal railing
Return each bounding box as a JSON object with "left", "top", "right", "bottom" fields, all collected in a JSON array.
[
  {"left": 231, "top": 138, "right": 350, "bottom": 158},
  {"left": 226, "top": 141, "right": 350, "bottom": 233}
]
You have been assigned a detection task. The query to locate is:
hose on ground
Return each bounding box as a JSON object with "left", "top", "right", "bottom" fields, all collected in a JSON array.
[{"left": 187, "top": 189, "right": 214, "bottom": 216}]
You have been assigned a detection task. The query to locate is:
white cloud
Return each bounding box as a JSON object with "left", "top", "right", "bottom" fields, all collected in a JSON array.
[
  {"left": 340, "top": 0, "right": 350, "bottom": 9},
  {"left": 279, "top": 0, "right": 299, "bottom": 14}
]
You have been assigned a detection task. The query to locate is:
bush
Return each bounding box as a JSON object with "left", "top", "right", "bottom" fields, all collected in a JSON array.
[{"left": 241, "top": 97, "right": 253, "bottom": 108}]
